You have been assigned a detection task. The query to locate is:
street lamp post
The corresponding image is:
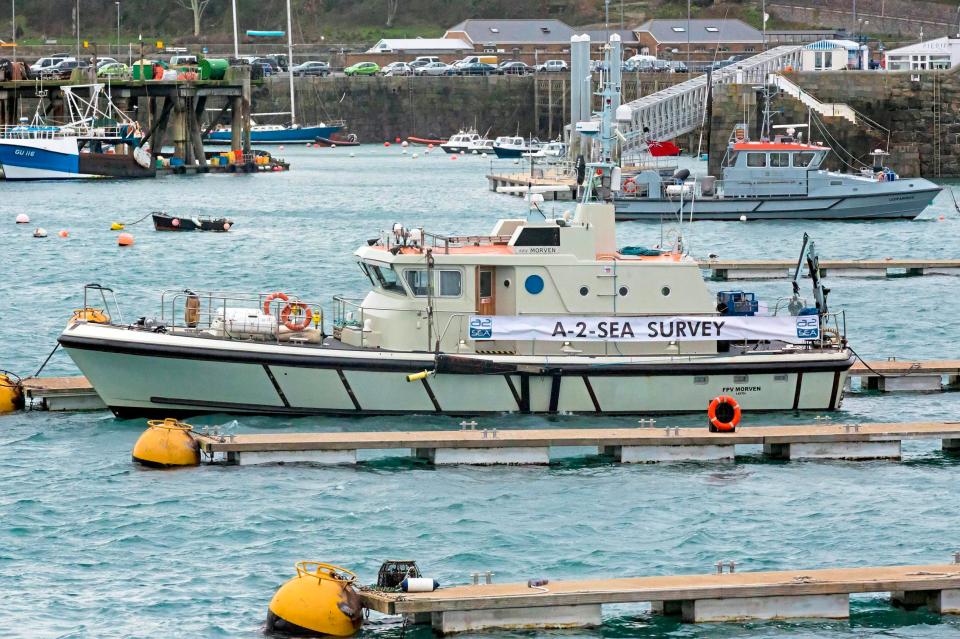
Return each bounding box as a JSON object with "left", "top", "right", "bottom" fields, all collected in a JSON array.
[
  {"left": 115, "top": 2, "right": 120, "bottom": 58},
  {"left": 76, "top": 0, "right": 81, "bottom": 60},
  {"left": 11, "top": 0, "right": 15, "bottom": 66}
]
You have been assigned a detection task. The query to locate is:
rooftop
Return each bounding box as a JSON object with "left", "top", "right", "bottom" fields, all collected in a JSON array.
[
  {"left": 367, "top": 38, "right": 473, "bottom": 53},
  {"left": 636, "top": 19, "right": 764, "bottom": 44},
  {"left": 445, "top": 19, "right": 575, "bottom": 45}
]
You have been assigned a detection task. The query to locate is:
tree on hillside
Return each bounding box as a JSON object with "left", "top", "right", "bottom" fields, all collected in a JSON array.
[
  {"left": 386, "top": 0, "right": 400, "bottom": 27},
  {"left": 177, "top": 0, "right": 213, "bottom": 37}
]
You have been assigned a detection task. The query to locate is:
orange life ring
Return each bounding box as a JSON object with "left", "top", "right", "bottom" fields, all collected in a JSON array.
[
  {"left": 281, "top": 301, "right": 313, "bottom": 332},
  {"left": 708, "top": 395, "right": 741, "bottom": 432},
  {"left": 622, "top": 177, "right": 638, "bottom": 194},
  {"left": 263, "top": 291, "right": 289, "bottom": 315}
]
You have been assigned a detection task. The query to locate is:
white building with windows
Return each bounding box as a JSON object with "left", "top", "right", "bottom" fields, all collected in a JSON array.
[
  {"left": 801, "top": 40, "right": 868, "bottom": 71},
  {"left": 883, "top": 37, "right": 960, "bottom": 71}
]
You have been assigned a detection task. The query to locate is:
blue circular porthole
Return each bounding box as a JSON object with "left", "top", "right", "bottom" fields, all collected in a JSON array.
[{"left": 524, "top": 274, "right": 545, "bottom": 294}]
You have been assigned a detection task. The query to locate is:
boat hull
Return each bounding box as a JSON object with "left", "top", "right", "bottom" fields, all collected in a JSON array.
[
  {"left": 60, "top": 324, "right": 853, "bottom": 419},
  {"left": 205, "top": 124, "right": 342, "bottom": 144},
  {"left": 0, "top": 137, "right": 90, "bottom": 180},
  {"left": 493, "top": 147, "right": 529, "bottom": 159},
  {"left": 615, "top": 187, "right": 943, "bottom": 221}
]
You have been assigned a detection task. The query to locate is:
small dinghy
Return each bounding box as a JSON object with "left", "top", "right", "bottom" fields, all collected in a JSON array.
[
  {"left": 315, "top": 133, "right": 360, "bottom": 147},
  {"left": 152, "top": 212, "right": 234, "bottom": 232}
]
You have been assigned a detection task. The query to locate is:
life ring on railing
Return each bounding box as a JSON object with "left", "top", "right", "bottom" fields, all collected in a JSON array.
[
  {"left": 263, "top": 292, "right": 289, "bottom": 315},
  {"left": 621, "top": 177, "right": 638, "bottom": 194},
  {"left": 281, "top": 301, "right": 313, "bottom": 331},
  {"left": 707, "top": 395, "right": 741, "bottom": 432}
]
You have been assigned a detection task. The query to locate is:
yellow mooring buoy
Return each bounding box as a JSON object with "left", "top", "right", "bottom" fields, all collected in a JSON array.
[
  {"left": 0, "top": 371, "right": 24, "bottom": 414},
  {"left": 267, "top": 562, "right": 364, "bottom": 637},
  {"left": 131, "top": 418, "right": 200, "bottom": 468}
]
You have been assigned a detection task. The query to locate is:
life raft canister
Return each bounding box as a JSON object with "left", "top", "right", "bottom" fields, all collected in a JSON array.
[{"left": 708, "top": 395, "right": 741, "bottom": 432}]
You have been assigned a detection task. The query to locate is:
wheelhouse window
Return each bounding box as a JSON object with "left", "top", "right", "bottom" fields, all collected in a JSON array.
[
  {"left": 368, "top": 264, "right": 406, "bottom": 295},
  {"left": 770, "top": 152, "right": 789, "bottom": 168},
  {"left": 793, "top": 152, "right": 816, "bottom": 168},
  {"left": 403, "top": 269, "right": 462, "bottom": 297},
  {"left": 746, "top": 153, "right": 766, "bottom": 167},
  {"left": 439, "top": 270, "right": 462, "bottom": 297}
]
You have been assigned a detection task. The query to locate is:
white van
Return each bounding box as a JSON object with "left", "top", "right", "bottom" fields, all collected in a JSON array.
[{"left": 170, "top": 54, "right": 198, "bottom": 66}]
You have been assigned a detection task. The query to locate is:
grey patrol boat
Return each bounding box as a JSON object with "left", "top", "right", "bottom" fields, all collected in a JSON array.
[{"left": 615, "top": 125, "right": 942, "bottom": 221}]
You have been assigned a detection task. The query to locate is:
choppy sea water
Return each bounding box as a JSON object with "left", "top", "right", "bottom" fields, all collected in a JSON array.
[{"left": 1, "top": 146, "right": 960, "bottom": 638}]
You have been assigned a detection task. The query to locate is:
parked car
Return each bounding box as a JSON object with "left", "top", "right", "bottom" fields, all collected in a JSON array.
[
  {"left": 30, "top": 54, "right": 70, "bottom": 74},
  {"left": 458, "top": 62, "right": 497, "bottom": 76},
  {"left": 498, "top": 61, "right": 531, "bottom": 76},
  {"left": 96, "top": 62, "right": 129, "bottom": 78},
  {"left": 170, "top": 54, "right": 198, "bottom": 66},
  {"left": 292, "top": 61, "right": 330, "bottom": 77},
  {"left": 410, "top": 56, "right": 440, "bottom": 67},
  {"left": 416, "top": 61, "right": 454, "bottom": 76},
  {"left": 43, "top": 58, "right": 89, "bottom": 79},
  {"left": 344, "top": 61, "right": 380, "bottom": 76},
  {"left": 95, "top": 57, "right": 119, "bottom": 69},
  {"left": 535, "top": 59, "right": 569, "bottom": 73},
  {"left": 380, "top": 61, "right": 413, "bottom": 76}
]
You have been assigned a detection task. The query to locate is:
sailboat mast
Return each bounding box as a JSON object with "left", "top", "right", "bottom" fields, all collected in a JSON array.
[
  {"left": 286, "top": 0, "right": 296, "bottom": 126},
  {"left": 231, "top": 0, "right": 239, "bottom": 58}
]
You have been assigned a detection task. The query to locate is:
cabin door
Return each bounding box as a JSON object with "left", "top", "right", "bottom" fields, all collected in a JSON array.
[{"left": 476, "top": 267, "right": 496, "bottom": 315}]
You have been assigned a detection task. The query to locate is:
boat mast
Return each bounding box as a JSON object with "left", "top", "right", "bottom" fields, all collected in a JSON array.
[
  {"left": 231, "top": 0, "right": 239, "bottom": 58},
  {"left": 286, "top": 0, "right": 296, "bottom": 127}
]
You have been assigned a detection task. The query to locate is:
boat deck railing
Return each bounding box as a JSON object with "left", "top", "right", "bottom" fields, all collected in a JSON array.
[
  {"left": 152, "top": 289, "right": 325, "bottom": 344},
  {"left": 0, "top": 124, "right": 130, "bottom": 140}
]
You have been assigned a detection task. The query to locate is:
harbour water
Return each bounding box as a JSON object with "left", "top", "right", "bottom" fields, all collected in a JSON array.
[{"left": 2, "top": 146, "right": 960, "bottom": 637}]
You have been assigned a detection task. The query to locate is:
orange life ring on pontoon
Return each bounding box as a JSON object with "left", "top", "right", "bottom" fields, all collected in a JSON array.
[
  {"left": 281, "top": 301, "right": 313, "bottom": 331},
  {"left": 263, "top": 292, "right": 289, "bottom": 315},
  {"left": 621, "top": 177, "right": 638, "bottom": 194},
  {"left": 707, "top": 395, "right": 741, "bottom": 432}
]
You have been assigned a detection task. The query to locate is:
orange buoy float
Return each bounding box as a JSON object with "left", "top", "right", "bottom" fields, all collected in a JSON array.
[
  {"left": 281, "top": 301, "right": 313, "bottom": 331},
  {"left": 117, "top": 232, "right": 134, "bottom": 246},
  {"left": 383, "top": 141, "right": 391, "bottom": 147},
  {"left": 707, "top": 395, "right": 741, "bottom": 432},
  {"left": 262, "top": 292, "right": 289, "bottom": 315},
  {"left": 58, "top": 230, "right": 69, "bottom": 238}
]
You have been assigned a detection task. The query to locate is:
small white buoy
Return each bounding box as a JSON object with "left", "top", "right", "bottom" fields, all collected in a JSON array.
[
  {"left": 402, "top": 149, "right": 407, "bottom": 154},
  {"left": 279, "top": 145, "right": 285, "bottom": 151},
  {"left": 33, "top": 227, "right": 48, "bottom": 238},
  {"left": 739, "top": 215, "right": 747, "bottom": 222},
  {"left": 15, "top": 213, "right": 29, "bottom": 224},
  {"left": 401, "top": 140, "right": 409, "bottom": 148},
  {"left": 459, "top": 150, "right": 465, "bottom": 155},
  {"left": 425, "top": 149, "right": 430, "bottom": 154},
  {"left": 331, "top": 143, "right": 337, "bottom": 149},
  {"left": 481, "top": 152, "right": 488, "bottom": 158},
  {"left": 513, "top": 159, "right": 520, "bottom": 165},
  {"left": 349, "top": 152, "right": 355, "bottom": 157},
  {"left": 412, "top": 153, "right": 419, "bottom": 159}
]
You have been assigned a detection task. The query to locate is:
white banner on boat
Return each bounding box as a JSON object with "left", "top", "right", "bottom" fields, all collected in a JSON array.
[{"left": 467, "top": 315, "right": 819, "bottom": 343}]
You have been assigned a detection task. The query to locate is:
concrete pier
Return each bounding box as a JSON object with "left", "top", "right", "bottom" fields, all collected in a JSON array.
[
  {"left": 680, "top": 594, "right": 849, "bottom": 622},
  {"left": 230, "top": 449, "right": 356, "bottom": 466},
  {"left": 604, "top": 444, "right": 735, "bottom": 463},
  {"left": 763, "top": 440, "right": 902, "bottom": 461},
  {"left": 431, "top": 604, "right": 601, "bottom": 633},
  {"left": 414, "top": 446, "right": 549, "bottom": 465},
  {"left": 361, "top": 563, "right": 960, "bottom": 633}
]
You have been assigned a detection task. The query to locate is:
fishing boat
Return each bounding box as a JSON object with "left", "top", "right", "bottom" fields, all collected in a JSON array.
[
  {"left": 493, "top": 135, "right": 542, "bottom": 159},
  {"left": 614, "top": 92, "right": 941, "bottom": 221},
  {"left": 152, "top": 212, "right": 233, "bottom": 232},
  {"left": 523, "top": 139, "right": 567, "bottom": 161},
  {"left": 440, "top": 130, "right": 481, "bottom": 154},
  {"left": 407, "top": 136, "right": 447, "bottom": 146},
  {"left": 0, "top": 84, "right": 153, "bottom": 180},
  {"left": 315, "top": 133, "right": 359, "bottom": 147},
  {"left": 469, "top": 138, "right": 495, "bottom": 154}
]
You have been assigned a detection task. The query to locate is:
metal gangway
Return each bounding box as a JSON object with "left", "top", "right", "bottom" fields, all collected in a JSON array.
[{"left": 616, "top": 46, "right": 803, "bottom": 153}]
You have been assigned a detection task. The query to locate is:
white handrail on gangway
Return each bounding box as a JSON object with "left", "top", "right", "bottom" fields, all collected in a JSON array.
[
  {"left": 767, "top": 73, "right": 857, "bottom": 124},
  {"left": 616, "top": 46, "right": 804, "bottom": 152}
]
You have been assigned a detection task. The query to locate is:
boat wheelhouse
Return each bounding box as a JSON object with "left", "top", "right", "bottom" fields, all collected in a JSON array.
[{"left": 440, "top": 130, "right": 482, "bottom": 154}]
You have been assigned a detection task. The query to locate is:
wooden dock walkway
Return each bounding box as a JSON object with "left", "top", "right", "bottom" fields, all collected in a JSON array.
[
  {"left": 193, "top": 421, "right": 960, "bottom": 465},
  {"left": 360, "top": 562, "right": 960, "bottom": 632},
  {"left": 698, "top": 258, "right": 960, "bottom": 280}
]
